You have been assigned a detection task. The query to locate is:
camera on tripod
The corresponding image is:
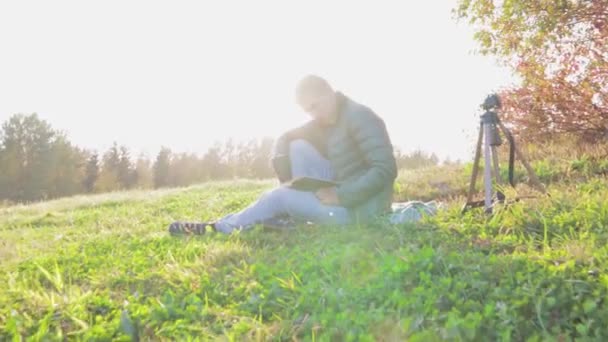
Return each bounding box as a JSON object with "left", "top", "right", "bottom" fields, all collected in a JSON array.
[
  {"left": 481, "top": 95, "right": 503, "bottom": 147},
  {"left": 482, "top": 94, "right": 501, "bottom": 111}
]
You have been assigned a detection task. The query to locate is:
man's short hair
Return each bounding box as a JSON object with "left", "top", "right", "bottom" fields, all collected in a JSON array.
[{"left": 295, "top": 75, "right": 333, "bottom": 101}]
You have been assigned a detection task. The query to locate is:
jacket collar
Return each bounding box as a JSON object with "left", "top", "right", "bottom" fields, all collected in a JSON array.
[{"left": 328, "top": 91, "right": 348, "bottom": 125}]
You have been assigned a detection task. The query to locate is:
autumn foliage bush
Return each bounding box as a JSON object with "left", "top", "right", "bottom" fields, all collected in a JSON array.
[{"left": 456, "top": 0, "right": 607, "bottom": 142}]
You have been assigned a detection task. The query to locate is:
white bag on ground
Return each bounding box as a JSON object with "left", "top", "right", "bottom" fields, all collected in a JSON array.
[{"left": 388, "top": 201, "right": 439, "bottom": 224}]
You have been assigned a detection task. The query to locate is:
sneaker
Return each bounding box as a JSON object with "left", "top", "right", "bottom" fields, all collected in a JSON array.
[{"left": 168, "top": 221, "right": 215, "bottom": 235}]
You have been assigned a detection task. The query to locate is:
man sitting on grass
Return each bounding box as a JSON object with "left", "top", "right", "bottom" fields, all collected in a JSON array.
[{"left": 169, "top": 75, "right": 397, "bottom": 234}]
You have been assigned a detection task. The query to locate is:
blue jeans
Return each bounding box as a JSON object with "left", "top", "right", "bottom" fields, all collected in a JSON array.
[{"left": 214, "top": 139, "right": 351, "bottom": 233}]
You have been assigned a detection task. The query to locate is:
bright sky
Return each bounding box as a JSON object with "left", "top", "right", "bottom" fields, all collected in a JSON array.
[{"left": 0, "top": 1, "right": 517, "bottom": 162}]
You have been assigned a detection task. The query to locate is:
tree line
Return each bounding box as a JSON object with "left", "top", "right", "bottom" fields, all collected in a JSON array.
[{"left": 0, "top": 113, "right": 441, "bottom": 203}]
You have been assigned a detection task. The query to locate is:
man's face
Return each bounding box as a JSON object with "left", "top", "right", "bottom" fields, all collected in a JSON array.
[{"left": 298, "top": 91, "right": 337, "bottom": 124}]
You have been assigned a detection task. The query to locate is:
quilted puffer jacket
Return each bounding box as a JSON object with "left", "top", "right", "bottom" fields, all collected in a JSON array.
[{"left": 273, "top": 92, "right": 398, "bottom": 223}]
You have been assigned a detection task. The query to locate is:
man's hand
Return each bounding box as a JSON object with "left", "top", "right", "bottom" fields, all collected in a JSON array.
[{"left": 315, "top": 187, "right": 340, "bottom": 206}]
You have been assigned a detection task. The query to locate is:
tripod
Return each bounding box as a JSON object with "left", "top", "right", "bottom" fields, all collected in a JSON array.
[{"left": 462, "top": 94, "right": 547, "bottom": 214}]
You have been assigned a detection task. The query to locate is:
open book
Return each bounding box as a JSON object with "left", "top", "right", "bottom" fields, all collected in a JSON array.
[{"left": 285, "top": 177, "right": 339, "bottom": 191}]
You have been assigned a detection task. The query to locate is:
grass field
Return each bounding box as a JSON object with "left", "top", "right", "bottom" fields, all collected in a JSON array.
[{"left": 1, "top": 145, "right": 608, "bottom": 341}]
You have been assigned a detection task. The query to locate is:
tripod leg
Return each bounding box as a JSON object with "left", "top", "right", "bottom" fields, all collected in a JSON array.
[
  {"left": 483, "top": 124, "right": 493, "bottom": 213},
  {"left": 491, "top": 146, "right": 503, "bottom": 185},
  {"left": 465, "top": 124, "right": 484, "bottom": 205},
  {"left": 498, "top": 123, "right": 547, "bottom": 195},
  {"left": 514, "top": 145, "right": 548, "bottom": 194},
  {"left": 491, "top": 145, "right": 506, "bottom": 202}
]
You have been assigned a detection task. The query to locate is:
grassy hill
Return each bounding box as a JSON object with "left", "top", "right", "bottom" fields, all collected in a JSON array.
[{"left": 1, "top": 144, "right": 608, "bottom": 341}]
